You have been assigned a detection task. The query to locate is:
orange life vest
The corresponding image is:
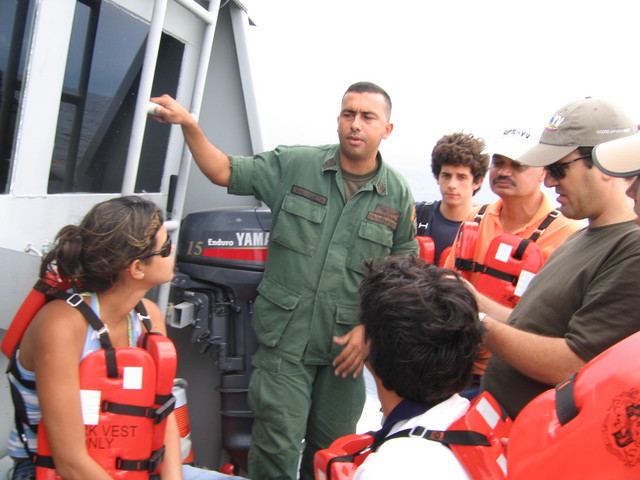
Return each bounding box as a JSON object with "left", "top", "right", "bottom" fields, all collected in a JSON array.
[
  {"left": 2, "top": 271, "right": 72, "bottom": 358},
  {"left": 6, "top": 276, "right": 177, "bottom": 479},
  {"left": 414, "top": 201, "right": 455, "bottom": 267},
  {"left": 314, "top": 391, "right": 511, "bottom": 480},
  {"left": 507, "top": 330, "right": 640, "bottom": 479},
  {"left": 35, "top": 331, "right": 177, "bottom": 479},
  {"left": 415, "top": 236, "right": 450, "bottom": 267},
  {"left": 453, "top": 209, "right": 558, "bottom": 307}
]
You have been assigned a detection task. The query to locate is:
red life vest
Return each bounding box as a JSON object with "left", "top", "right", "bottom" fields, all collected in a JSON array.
[
  {"left": 416, "top": 236, "right": 436, "bottom": 264},
  {"left": 415, "top": 236, "right": 451, "bottom": 268},
  {"left": 507, "top": 331, "right": 640, "bottom": 479},
  {"left": 2, "top": 271, "right": 72, "bottom": 358},
  {"left": 473, "top": 234, "right": 544, "bottom": 308},
  {"left": 6, "top": 276, "right": 177, "bottom": 479},
  {"left": 314, "top": 392, "right": 511, "bottom": 480},
  {"left": 35, "top": 331, "right": 177, "bottom": 479},
  {"left": 414, "top": 201, "right": 455, "bottom": 267},
  {"left": 453, "top": 209, "right": 558, "bottom": 307}
]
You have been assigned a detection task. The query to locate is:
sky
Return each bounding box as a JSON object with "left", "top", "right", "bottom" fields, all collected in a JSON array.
[{"left": 242, "top": 0, "right": 640, "bottom": 204}]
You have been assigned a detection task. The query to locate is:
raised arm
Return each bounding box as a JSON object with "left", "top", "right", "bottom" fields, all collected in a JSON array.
[{"left": 150, "top": 94, "right": 231, "bottom": 187}]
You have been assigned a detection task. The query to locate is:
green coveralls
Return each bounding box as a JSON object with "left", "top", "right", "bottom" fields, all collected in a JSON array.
[{"left": 228, "top": 144, "right": 417, "bottom": 479}]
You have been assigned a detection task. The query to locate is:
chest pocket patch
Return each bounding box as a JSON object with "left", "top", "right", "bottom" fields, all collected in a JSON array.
[
  {"left": 271, "top": 192, "right": 327, "bottom": 255},
  {"left": 346, "top": 218, "right": 395, "bottom": 275}
]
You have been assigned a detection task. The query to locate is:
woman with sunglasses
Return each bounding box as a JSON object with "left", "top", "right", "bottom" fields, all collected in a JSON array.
[{"left": 7, "top": 196, "right": 240, "bottom": 480}]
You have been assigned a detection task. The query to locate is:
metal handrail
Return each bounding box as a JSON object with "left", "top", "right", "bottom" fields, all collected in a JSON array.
[
  {"left": 121, "top": 0, "right": 169, "bottom": 194},
  {"left": 156, "top": 0, "right": 223, "bottom": 312}
]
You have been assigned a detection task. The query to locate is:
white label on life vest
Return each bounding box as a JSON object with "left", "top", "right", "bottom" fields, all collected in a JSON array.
[
  {"left": 80, "top": 389, "right": 101, "bottom": 425},
  {"left": 123, "top": 366, "right": 143, "bottom": 389},
  {"left": 515, "top": 270, "right": 536, "bottom": 297},
  {"left": 495, "top": 243, "right": 513, "bottom": 263},
  {"left": 476, "top": 396, "right": 500, "bottom": 429},
  {"left": 497, "top": 453, "right": 508, "bottom": 476}
]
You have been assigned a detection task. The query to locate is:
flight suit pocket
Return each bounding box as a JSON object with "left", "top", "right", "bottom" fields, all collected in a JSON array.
[
  {"left": 271, "top": 193, "right": 327, "bottom": 255},
  {"left": 331, "top": 304, "right": 360, "bottom": 357},
  {"left": 346, "top": 219, "right": 394, "bottom": 275},
  {"left": 252, "top": 277, "right": 301, "bottom": 347}
]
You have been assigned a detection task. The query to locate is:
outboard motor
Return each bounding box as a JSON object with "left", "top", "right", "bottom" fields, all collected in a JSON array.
[{"left": 169, "top": 206, "right": 270, "bottom": 471}]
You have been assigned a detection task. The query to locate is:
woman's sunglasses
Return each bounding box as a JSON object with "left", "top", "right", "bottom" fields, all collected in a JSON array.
[
  {"left": 139, "top": 237, "right": 172, "bottom": 260},
  {"left": 544, "top": 154, "right": 591, "bottom": 180}
]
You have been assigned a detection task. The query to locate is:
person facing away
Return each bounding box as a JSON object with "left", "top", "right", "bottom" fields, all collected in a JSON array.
[
  {"left": 149, "top": 82, "right": 418, "bottom": 480},
  {"left": 7, "top": 196, "right": 242, "bottom": 480},
  {"left": 443, "top": 128, "right": 583, "bottom": 397},
  {"left": 476, "top": 97, "right": 640, "bottom": 419},
  {"left": 593, "top": 131, "right": 640, "bottom": 218},
  {"left": 353, "top": 255, "right": 484, "bottom": 479},
  {"left": 415, "top": 132, "right": 489, "bottom": 265}
]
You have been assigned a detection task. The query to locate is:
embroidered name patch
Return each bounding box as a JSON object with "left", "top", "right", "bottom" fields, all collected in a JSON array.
[
  {"left": 291, "top": 185, "right": 327, "bottom": 205},
  {"left": 366, "top": 204, "right": 400, "bottom": 229}
]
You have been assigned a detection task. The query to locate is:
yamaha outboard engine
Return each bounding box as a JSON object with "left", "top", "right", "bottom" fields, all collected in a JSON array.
[{"left": 169, "top": 206, "right": 270, "bottom": 472}]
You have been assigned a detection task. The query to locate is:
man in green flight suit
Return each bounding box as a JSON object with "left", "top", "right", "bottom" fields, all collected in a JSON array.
[{"left": 151, "top": 82, "right": 418, "bottom": 480}]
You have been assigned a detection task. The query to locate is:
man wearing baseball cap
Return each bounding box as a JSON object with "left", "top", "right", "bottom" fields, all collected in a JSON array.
[{"left": 474, "top": 98, "right": 640, "bottom": 418}]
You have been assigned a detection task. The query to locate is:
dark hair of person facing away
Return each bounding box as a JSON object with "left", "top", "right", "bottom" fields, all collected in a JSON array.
[
  {"left": 344, "top": 81, "right": 392, "bottom": 116},
  {"left": 431, "top": 132, "right": 489, "bottom": 195},
  {"left": 40, "top": 196, "right": 164, "bottom": 293},
  {"left": 359, "top": 256, "right": 485, "bottom": 404}
]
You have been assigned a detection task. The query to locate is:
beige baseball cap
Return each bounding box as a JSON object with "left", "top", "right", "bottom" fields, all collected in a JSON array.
[
  {"left": 519, "top": 98, "right": 637, "bottom": 167},
  {"left": 593, "top": 133, "right": 640, "bottom": 178}
]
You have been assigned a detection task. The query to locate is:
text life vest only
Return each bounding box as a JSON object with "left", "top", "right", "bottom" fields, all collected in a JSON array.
[
  {"left": 5, "top": 277, "right": 177, "bottom": 479},
  {"left": 314, "top": 391, "right": 511, "bottom": 480},
  {"left": 507, "top": 330, "right": 640, "bottom": 479},
  {"left": 453, "top": 208, "right": 559, "bottom": 308}
]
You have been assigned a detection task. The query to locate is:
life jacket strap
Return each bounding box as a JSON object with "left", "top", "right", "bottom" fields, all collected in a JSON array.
[
  {"left": 116, "top": 445, "right": 165, "bottom": 472},
  {"left": 379, "top": 425, "right": 490, "bottom": 448}
]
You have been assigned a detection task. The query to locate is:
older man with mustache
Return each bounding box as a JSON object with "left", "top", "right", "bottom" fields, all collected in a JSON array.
[{"left": 443, "top": 128, "right": 583, "bottom": 398}]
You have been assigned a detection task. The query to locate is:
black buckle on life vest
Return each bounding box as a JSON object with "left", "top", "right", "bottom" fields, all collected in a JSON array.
[
  {"left": 454, "top": 258, "right": 479, "bottom": 272},
  {"left": 408, "top": 425, "right": 428, "bottom": 438},
  {"left": 101, "top": 400, "right": 156, "bottom": 419},
  {"left": 154, "top": 394, "right": 176, "bottom": 424},
  {"left": 65, "top": 293, "right": 84, "bottom": 308},
  {"left": 115, "top": 445, "right": 164, "bottom": 473},
  {"left": 34, "top": 453, "right": 56, "bottom": 469},
  {"left": 480, "top": 265, "right": 519, "bottom": 286},
  {"left": 149, "top": 446, "right": 165, "bottom": 472}
]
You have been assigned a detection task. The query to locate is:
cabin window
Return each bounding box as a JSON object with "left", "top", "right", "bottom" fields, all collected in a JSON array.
[
  {"left": 48, "top": 0, "right": 183, "bottom": 194},
  {"left": 0, "top": 0, "right": 34, "bottom": 194}
]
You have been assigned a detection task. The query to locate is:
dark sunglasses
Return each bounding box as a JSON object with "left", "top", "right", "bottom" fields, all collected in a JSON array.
[
  {"left": 139, "top": 237, "right": 172, "bottom": 260},
  {"left": 545, "top": 154, "right": 591, "bottom": 180}
]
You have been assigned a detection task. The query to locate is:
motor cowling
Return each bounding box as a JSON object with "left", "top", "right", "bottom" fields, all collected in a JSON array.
[{"left": 170, "top": 206, "right": 270, "bottom": 472}]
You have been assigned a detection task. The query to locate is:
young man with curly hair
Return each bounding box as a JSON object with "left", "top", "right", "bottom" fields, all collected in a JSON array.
[{"left": 415, "top": 132, "right": 489, "bottom": 265}]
